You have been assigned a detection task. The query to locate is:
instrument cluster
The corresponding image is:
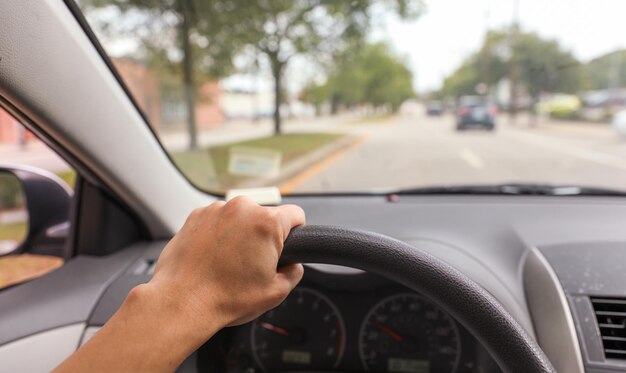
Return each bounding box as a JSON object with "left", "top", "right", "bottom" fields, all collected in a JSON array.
[{"left": 198, "top": 269, "right": 500, "bottom": 372}]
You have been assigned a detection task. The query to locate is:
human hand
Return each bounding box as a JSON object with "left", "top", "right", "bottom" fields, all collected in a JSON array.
[{"left": 148, "top": 196, "right": 305, "bottom": 331}]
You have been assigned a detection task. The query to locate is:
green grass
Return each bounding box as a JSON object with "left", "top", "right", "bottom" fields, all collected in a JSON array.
[
  {"left": 0, "top": 221, "right": 27, "bottom": 242},
  {"left": 172, "top": 133, "right": 344, "bottom": 191},
  {"left": 349, "top": 113, "right": 396, "bottom": 125},
  {"left": 56, "top": 170, "right": 76, "bottom": 188}
]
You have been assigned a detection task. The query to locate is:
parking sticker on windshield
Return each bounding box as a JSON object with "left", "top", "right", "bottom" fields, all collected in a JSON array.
[{"left": 228, "top": 147, "right": 282, "bottom": 177}]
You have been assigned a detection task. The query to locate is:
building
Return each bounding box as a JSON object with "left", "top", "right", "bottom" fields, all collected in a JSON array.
[
  {"left": 0, "top": 58, "right": 225, "bottom": 145},
  {"left": 0, "top": 109, "right": 35, "bottom": 146}
]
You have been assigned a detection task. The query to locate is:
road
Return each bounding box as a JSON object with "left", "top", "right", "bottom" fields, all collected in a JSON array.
[
  {"left": 6, "top": 110, "right": 626, "bottom": 195},
  {"left": 290, "top": 112, "right": 626, "bottom": 193}
]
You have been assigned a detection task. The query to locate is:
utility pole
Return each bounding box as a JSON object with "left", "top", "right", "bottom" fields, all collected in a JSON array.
[
  {"left": 508, "top": 0, "right": 520, "bottom": 124},
  {"left": 479, "top": 9, "right": 490, "bottom": 96}
]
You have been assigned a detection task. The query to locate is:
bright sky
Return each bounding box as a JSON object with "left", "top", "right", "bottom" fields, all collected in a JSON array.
[
  {"left": 390, "top": 0, "right": 626, "bottom": 92},
  {"left": 92, "top": 0, "right": 626, "bottom": 94}
]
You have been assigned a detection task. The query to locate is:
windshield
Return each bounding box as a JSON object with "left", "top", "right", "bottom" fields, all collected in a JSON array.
[{"left": 76, "top": 0, "right": 626, "bottom": 195}]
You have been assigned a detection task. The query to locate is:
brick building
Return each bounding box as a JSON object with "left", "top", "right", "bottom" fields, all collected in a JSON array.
[
  {"left": 0, "top": 109, "right": 35, "bottom": 145},
  {"left": 0, "top": 58, "right": 224, "bottom": 145}
]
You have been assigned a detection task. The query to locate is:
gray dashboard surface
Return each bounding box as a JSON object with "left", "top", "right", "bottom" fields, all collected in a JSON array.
[
  {"left": 539, "top": 242, "right": 626, "bottom": 371},
  {"left": 540, "top": 242, "right": 626, "bottom": 296},
  {"left": 0, "top": 242, "right": 147, "bottom": 345},
  {"left": 285, "top": 195, "right": 626, "bottom": 333},
  {"left": 4, "top": 195, "right": 626, "bottom": 351}
]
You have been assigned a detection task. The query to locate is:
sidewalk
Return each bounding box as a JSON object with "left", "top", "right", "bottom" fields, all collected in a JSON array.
[
  {"left": 159, "top": 114, "right": 360, "bottom": 152},
  {"left": 0, "top": 114, "right": 368, "bottom": 174}
]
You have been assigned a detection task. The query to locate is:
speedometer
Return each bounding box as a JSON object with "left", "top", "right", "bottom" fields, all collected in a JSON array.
[
  {"left": 251, "top": 287, "right": 345, "bottom": 372},
  {"left": 359, "top": 293, "right": 461, "bottom": 372}
]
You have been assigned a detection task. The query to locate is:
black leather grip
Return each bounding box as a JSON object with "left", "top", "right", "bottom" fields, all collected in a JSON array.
[{"left": 281, "top": 225, "right": 554, "bottom": 373}]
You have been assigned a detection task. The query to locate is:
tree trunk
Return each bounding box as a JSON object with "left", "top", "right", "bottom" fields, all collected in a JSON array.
[
  {"left": 180, "top": 2, "right": 198, "bottom": 149},
  {"left": 271, "top": 59, "right": 283, "bottom": 135},
  {"left": 529, "top": 95, "right": 539, "bottom": 127}
]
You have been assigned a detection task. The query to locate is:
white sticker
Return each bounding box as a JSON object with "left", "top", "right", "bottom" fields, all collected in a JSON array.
[{"left": 228, "top": 147, "right": 282, "bottom": 177}]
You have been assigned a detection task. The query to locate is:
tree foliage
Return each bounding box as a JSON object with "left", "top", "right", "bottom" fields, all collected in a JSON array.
[
  {"left": 301, "top": 43, "right": 415, "bottom": 113},
  {"left": 515, "top": 32, "right": 582, "bottom": 97},
  {"left": 83, "top": 0, "right": 424, "bottom": 138},
  {"left": 585, "top": 49, "right": 626, "bottom": 90},
  {"left": 239, "top": 0, "right": 423, "bottom": 133},
  {"left": 440, "top": 29, "right": 583, "bottom": 100}
]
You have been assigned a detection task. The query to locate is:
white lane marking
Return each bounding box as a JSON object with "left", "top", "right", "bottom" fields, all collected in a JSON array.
[
  {"left": 510, "top": 131, "right": 626, "bottom": 172},
  {"left": 458, "top": 148, "right": 485, "bottom": 169}
]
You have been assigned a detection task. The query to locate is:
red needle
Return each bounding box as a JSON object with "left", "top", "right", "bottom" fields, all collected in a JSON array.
[
  {"left": 260, "top": 322, "right": 290, "bottom": 336},
  {"left": 372, "top": 320, "right": 404, "bottom": 342}
]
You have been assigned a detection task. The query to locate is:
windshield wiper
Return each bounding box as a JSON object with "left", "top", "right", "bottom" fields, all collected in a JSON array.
[{"left": 392, "top": 183, "right": 626, "bottom": 196}]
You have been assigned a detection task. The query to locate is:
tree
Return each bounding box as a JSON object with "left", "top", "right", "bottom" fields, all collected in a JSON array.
[
  {"left": 514, "top": 32, "right": 582, "bottom": 99},
  {"left": 84, "top": 0, "right": 423, "bottom": 139},
  {"left": 585, "top": 49, "right": 626, "bottom": 90},
  {"left": 300, "top": 81, "right": 331, "bottom": 116},
  {"left": 301, "top": 42, "right": 415, "bottom": 113},
  {"left": 440, "top": 58, "right": 481, "bottom": 99},
  {"left": 239, "top": 0, "right": 423, "bottom": 134},
  {"left": 440, "top": 30, "right": 509, "bottom": 99},
  {"left": 83, "top": 0, "right": 257, "bottom": 149},
  {"left": 440, "top": 29, "right": 584, "bottom": 107}
]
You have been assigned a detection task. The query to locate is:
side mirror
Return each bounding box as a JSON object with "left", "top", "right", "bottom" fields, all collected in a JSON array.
[
  {"left": 0, "top": 172, "right": 27, "bottom": 254},
  {"left": 0, "top": 165, "right": 72, "bottom": 258}
]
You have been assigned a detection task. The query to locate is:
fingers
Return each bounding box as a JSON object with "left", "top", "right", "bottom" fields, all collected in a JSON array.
[
  {"left": 274, "top": 263, "right": 305, "bottom": 294},
  {"left": 271, "top": 204, "right": 306, "bottom": 240}
]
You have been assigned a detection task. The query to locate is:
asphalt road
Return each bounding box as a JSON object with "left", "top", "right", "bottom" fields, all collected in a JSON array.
[{"left": 292, "top": 112, "right": 626, "bottom": 193}]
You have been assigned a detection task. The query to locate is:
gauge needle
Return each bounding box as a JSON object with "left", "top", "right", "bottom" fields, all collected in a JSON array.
[
  {"left": 260, "top": 322, "right": 290, "bottom": 336},
  {"left": 372, "top": 320, "right": 404, "bottom": 342}
]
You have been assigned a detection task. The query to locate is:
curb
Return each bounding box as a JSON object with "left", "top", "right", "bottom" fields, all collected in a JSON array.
[{"left": 237, "top": 135, "right": 362, "bottom": 190}]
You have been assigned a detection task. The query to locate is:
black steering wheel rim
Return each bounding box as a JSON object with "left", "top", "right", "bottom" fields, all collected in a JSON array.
[{"left": 281, "top": 225, "right": 554, "bottom": 373}]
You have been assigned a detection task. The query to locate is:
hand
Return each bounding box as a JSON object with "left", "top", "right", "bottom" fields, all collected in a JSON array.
[
  {"left": 53, "top": 196, "right": 305, "bottom": 373},
  {"left": 149, "top": 196, "right": 305, "bottom": 329}
]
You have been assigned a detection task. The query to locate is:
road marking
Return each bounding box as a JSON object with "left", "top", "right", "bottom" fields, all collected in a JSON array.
[
  {"left": 510, "top": 131, "right": 626, "bottom": 172},
  {"left": 458, "top": 148, "right": 485, "bottom": 169},
  {"left": 279, "top": 135, "right": 371, "bottom": 194}
]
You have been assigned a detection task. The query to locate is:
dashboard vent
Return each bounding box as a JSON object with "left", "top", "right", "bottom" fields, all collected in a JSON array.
[{"left": 592, "top": 298, "right": 626, "bottom": 359}]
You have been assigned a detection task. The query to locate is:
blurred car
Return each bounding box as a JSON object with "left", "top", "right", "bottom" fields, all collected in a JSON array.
[
  {"left": 425, "top": 100, "right": 444, "bottom": 116},
  {"left": 612, "top": 109, "right": 626, "bottom": 137},
  {"left": 537, "top": 94, "right": 582, "bottom": 119},
  {"left": 456, "top": 96, "right": 497, "bottom": 131}
]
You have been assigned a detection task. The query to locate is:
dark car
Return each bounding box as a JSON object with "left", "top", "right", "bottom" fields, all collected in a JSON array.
[
  {"left": 456, "top": 96, "right": 497, "bottom": 131},
  {"left": 426, "top": 100, "right": 444, "bottom": 116}
]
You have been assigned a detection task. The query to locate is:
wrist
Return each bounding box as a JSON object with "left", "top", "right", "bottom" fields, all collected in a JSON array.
[{"left": 118, "top": 283, "right": 223, "bottom": 367}]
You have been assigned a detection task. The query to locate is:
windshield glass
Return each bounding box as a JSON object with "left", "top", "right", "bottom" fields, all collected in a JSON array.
[{"left": 76, "top": 0, "right": 626, "bottom": 195}]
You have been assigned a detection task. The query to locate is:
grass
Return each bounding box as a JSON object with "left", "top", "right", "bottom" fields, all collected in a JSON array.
[
  {"left": 0, "top": 221, "right": 27, "bottom": 242},
  {"left": 0, "top": 170, "right": 71, "bottom": 289},
  {"left": 57, "top": 170, "right": 76, "bottom": 188},
  {"left": 349, "top": 113, "right": 396, "bottom": 125},
  {"left": 172, "top": 132, "right": 344, "bottom": 191}
]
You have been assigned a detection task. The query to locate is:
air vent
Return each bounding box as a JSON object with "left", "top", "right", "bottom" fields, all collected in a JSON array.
[{"left": 592, "top": 298, "right": 626, "bottom": 359}]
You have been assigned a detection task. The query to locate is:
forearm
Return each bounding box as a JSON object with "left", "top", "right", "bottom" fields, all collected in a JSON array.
[{"left": 53, "top": 284, "right": 220, "bottom": 373}]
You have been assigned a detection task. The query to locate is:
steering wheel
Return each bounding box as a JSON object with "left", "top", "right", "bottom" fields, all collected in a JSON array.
[{"left": 281, "top": 225, "right": 555, "bottom": 373}]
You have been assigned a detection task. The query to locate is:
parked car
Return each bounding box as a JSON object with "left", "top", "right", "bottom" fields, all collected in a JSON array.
[
  {"left": 425, "top": 100, "right": 444, "bottom": 116},
  {"left": 612, "top": 109, "right": 626, "bottom": 137},
  {"left": 537, "top": 94, "right": 582, "bottom": 119},
  {"left": 456, "top": 96, "right": 497, "bottom": 131}
]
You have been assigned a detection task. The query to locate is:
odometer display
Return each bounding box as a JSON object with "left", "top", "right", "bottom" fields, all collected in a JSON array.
[
  {"left": 359, "top": 293, "right": 461, "bottom": 372},
  {"left": 251, "top": 287, "right": 345, "bottom": 372}
]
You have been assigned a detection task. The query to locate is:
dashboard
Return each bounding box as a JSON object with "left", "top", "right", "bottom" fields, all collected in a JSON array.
[
  {"left": 6, "top": 195, "right": 626, "bottom": 372},
  {"left": 197, "top": 265, "right": 499, "bottom": 372}
]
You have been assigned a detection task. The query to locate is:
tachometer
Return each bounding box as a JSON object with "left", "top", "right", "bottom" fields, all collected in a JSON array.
[
  {"left": 251, "top": 287, "right": 345, "bottom": 372},
  {"left": 359, "top": 293, "right": 461, "bottom": 372}
]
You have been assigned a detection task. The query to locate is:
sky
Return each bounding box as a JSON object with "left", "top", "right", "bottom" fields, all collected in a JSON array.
[
  {"left": 90, "top": 0, "right": 626, "bottom": 95},
  {"left": 387, "top": 0, "right": 626, "bottom": 92}
]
